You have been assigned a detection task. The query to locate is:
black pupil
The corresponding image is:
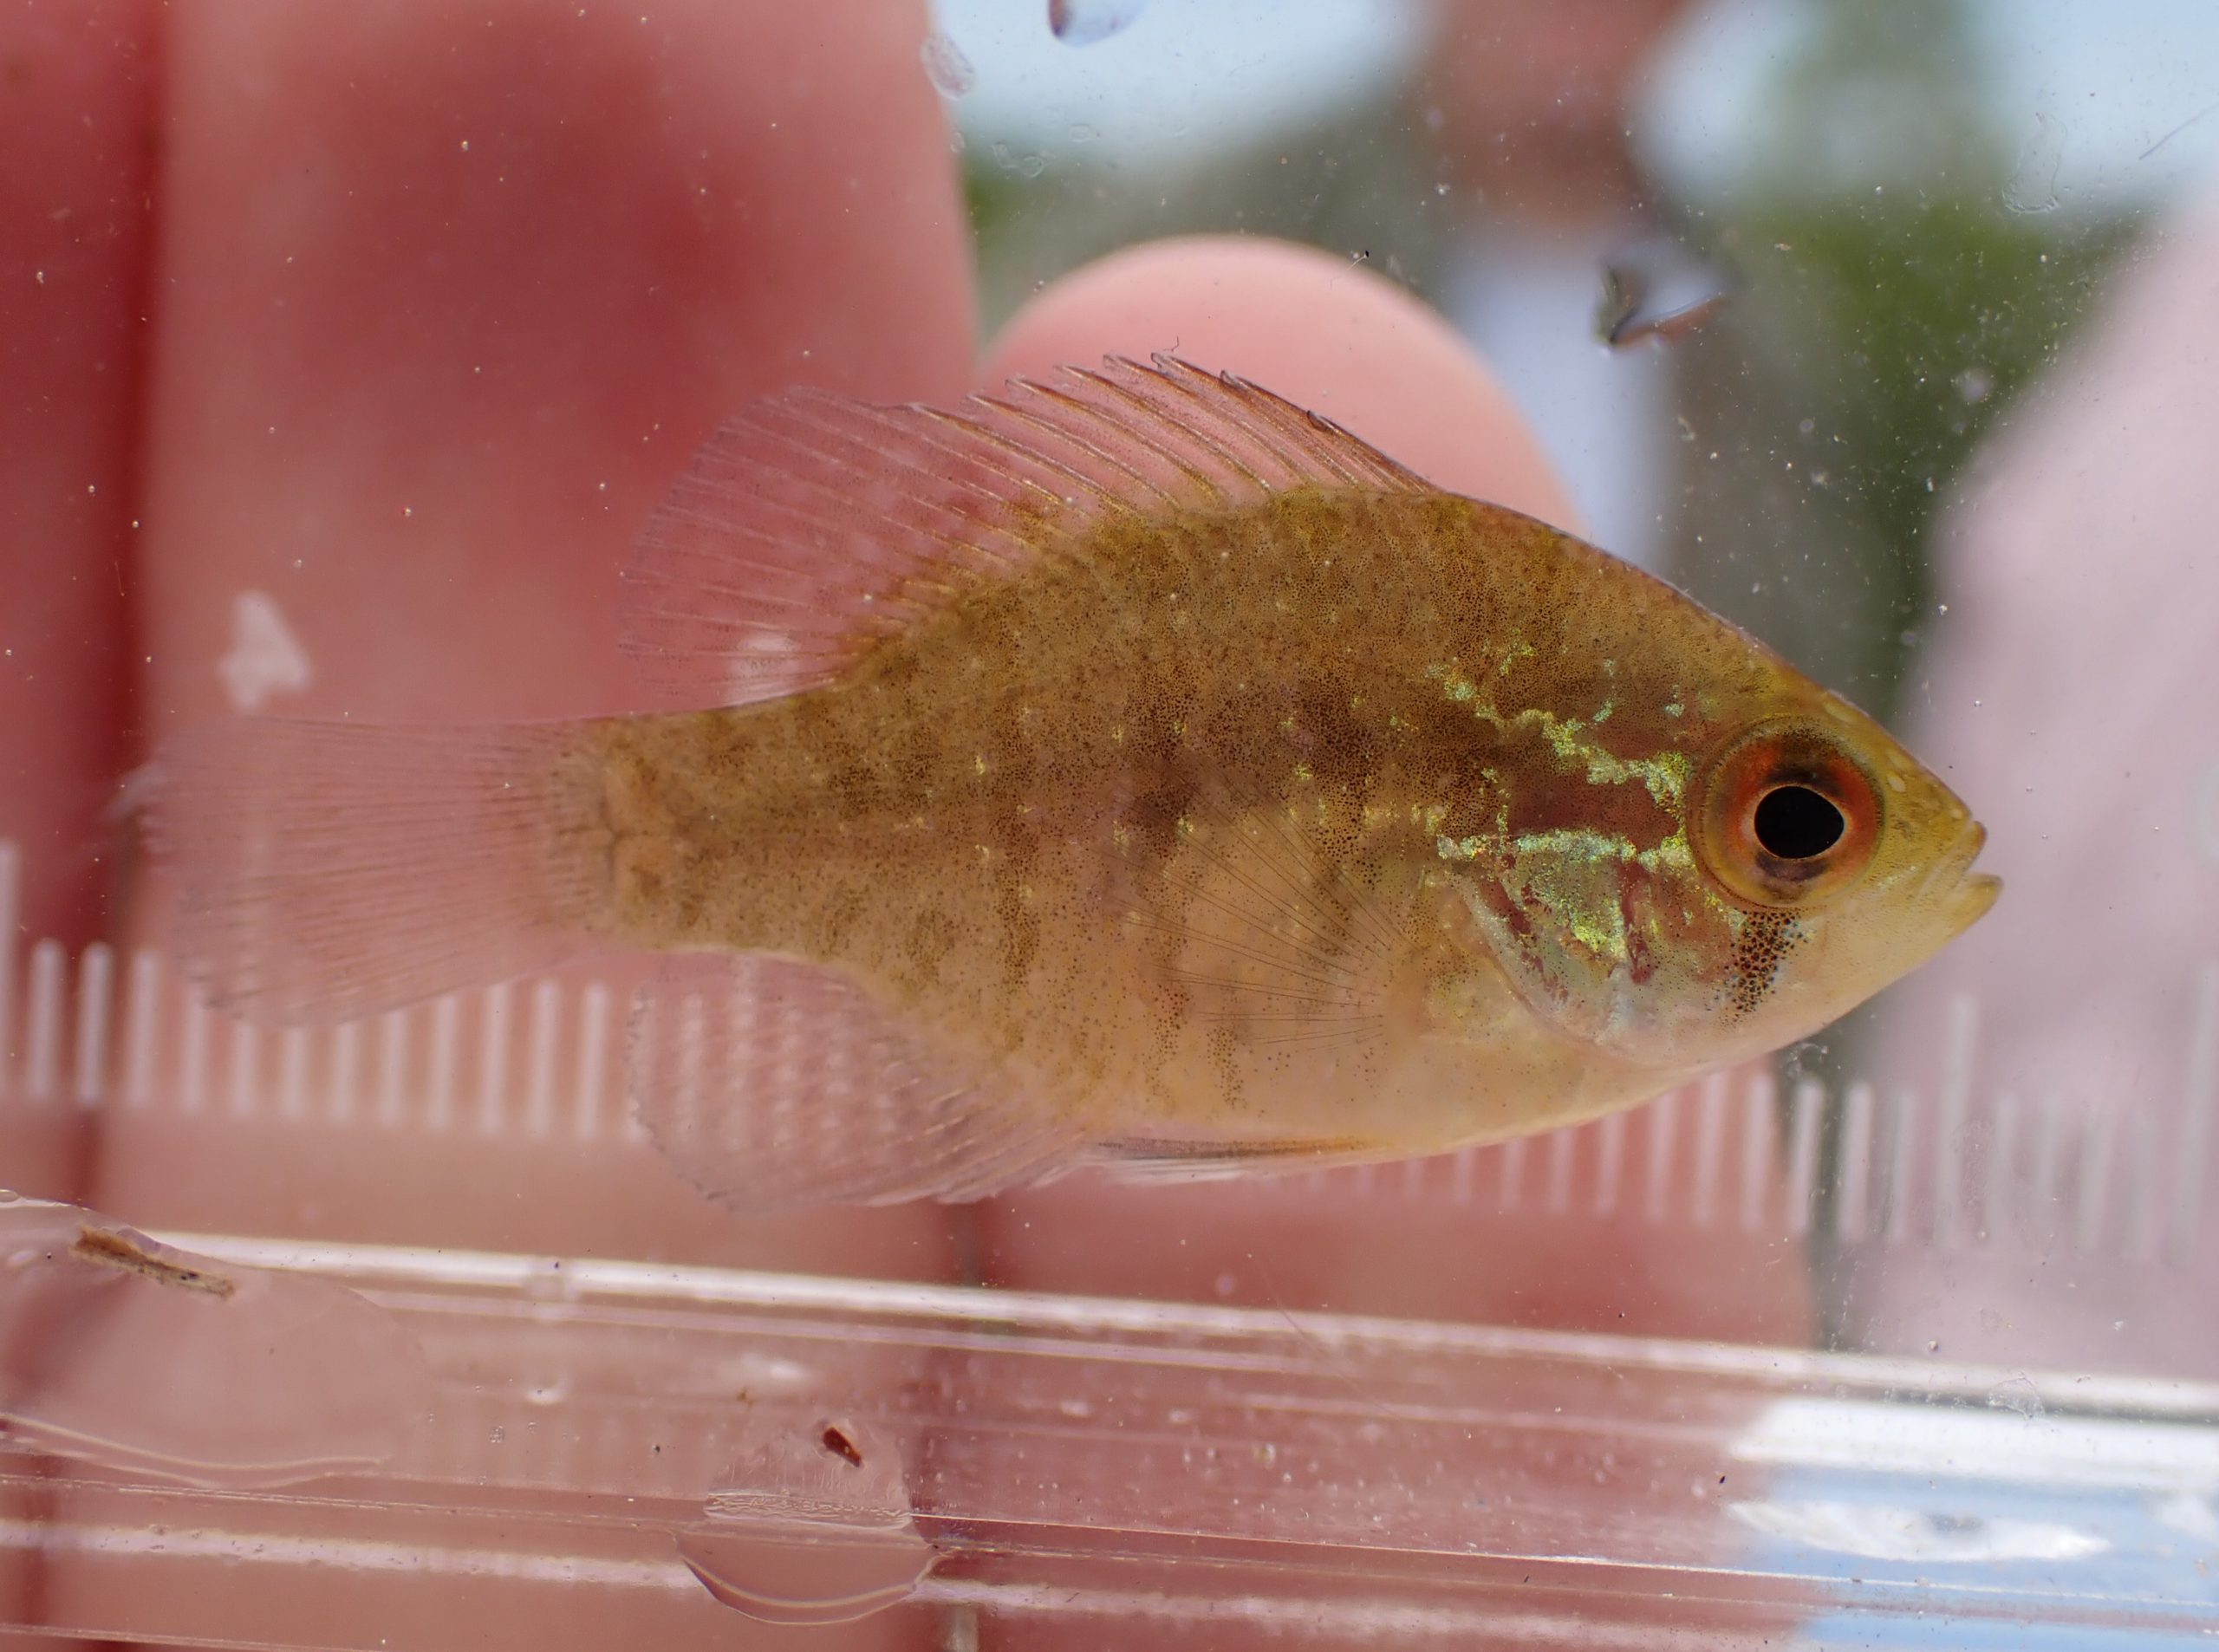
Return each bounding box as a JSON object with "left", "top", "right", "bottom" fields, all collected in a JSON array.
[{"left": 1752, "top": 785, "right": 1845, "bottom": 861}]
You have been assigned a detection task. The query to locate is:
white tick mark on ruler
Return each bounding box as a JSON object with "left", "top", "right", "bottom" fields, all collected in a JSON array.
[
  {"left": 228, "top": 1018, "right": 259, "bottom": 1120},
  {"left": 477, "top": 981, "right": 512, "bottom": 1139},
  {"left": 179, "top": 994, "right": 210, "bottom": 1117},
  {"left": 329, "top": 1019, "right": 361, "bottom": 1127},
  {"left": 0, "top": 840, "right": 17, "bottom": 1095},
  {"left": 1833, "top": 1082, "right": 1875, "bottom": 1242},
  {"left": 576, "top": 982, "right": 611, "bottom": 1141},
  {"left": 1497, "top": 1133, "right": 1526, "bottom": 1213},
  {"left": 1786, "top": 1078, "right": 1822, "bottom": 1239},
  {"left": 2124, "top": 1112, "right": 2161, "bottom": 1263},
  {"left": 73, "top": 942, "right": 113, "bottom": 1107},
  {"left": 1930, "top": 997, "right": 1978, "bottom": 1247},
  {"left": 1545, "top": 1127, "right": 1575, "bottom": 1214},
  {"left": 526, "top": 980, "right": 560, "bottom": 1141},
  {"left": 377, "top": 1011, "right": 409, "bottom": 1131},
  {"left": 25, "top": 940, "right": 64, "bottom": 1103},
  {"left": 1643, "top": 1089, "right": 1679, "bottom": 1222},
  {"left": 2171, "top": 963, "right": 2219, "bottom": 1264},
  {"left": 124, "top": 949, "right": 159, "bottom": 1109},
  {"left": 427, "top": 994, "right": 461, "bottom": 1133},
  {"left": 1739, "top": 1072, "right": 1775, "bottom": 1233},
  {"left": 2073, "top": 1103, "right": 2117, "bottom": 1256},
  {"left": 1690, "top": 1071, "right": 1728, "bottom": 1227},
  {"left": 1983, "top": 1090, "right": 2020, "bottom": 1246},
  {"left": 1591, "top": 1109, "right": 1625, "bottom": 1218},
  {"left": 1882, "top": 1087, "right": 1916, "bottom": 1245}
]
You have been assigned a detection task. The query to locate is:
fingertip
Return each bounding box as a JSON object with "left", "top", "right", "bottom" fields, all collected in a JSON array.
[{"left": 981, "top": 234, "right": 1578, "bottom": 530}]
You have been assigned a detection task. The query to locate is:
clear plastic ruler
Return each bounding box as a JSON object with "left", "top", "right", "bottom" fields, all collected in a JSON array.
[{"left": 0, "top": 837, "right": 2212, "bottom": 1272}]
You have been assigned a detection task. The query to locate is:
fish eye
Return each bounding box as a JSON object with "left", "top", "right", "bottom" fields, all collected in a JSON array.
[
  {"left": 1694, "top": 719, "right": 1880, "bottom": 909},
  {"left": 1751, "top": 784, "right": 1845, "bottom": 860}
]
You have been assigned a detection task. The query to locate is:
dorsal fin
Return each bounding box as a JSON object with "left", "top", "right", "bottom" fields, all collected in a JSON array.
[{"left": 620, "top": 354, "right": 1431, "bottom": 708}]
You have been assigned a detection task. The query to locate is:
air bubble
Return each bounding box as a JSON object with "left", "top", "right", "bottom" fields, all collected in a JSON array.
[
  {"left": 920, "top": 29, "right": 974, "bottom": 100},
  {"left": 0, "top": 1200, "right": 431, "bottom": 1489},
  {"left": 676, "top": 1415, "right": 936, "bottom": 1626},
  {"left": 2003, "top": 112, "right": 2065, "bottom": 215}
]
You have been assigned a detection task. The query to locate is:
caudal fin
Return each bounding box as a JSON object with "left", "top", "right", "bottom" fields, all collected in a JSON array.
[{"left": 142, "top": 719, "right": 609, "bottom": 1024}]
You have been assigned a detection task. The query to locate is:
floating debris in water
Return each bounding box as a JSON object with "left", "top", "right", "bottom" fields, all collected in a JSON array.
[
  {"left": 1597, "top": 237, "right": 1734, "bottom": 348},
  {"left": 70, "top": 1223, "right": 236, "bottom": 1298},
  {"left": 1049, "top": 0, "right": 1148, "bottom": 46},
  {"left": 920, "top": 29, "right": 975, "bottom": 100}
]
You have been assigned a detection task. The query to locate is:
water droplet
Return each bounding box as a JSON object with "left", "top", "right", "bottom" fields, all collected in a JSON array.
[
  {"left": 1048, "top": 0, "right": 1148, "bottom": 46},
  {"left": 1067, "top": 122, "right": 1098, "bottom": 145},
  {"left": 0, "top": 1200, "right": 432, "bottom": 1489},
  {"left": 1952, "top": 367, "right": 1994, "bottom": 404},
  {"left": 1018, "top": 153, "right": 1046, "bottom": 179},
  {"left": 1595, "top": 237, "right": 1732, "bottom": 349},
  {"left": 919, "top": 29, "right": 974, "bottom": 100},
  {"left": 2003, "top": 111, "right": 2065, "bottom": 215},
  {"left": 676, "top": 1416, "right": 936, "bottom": 1627}
]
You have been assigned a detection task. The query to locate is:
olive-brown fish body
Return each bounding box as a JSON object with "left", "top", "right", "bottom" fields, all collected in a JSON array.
[
  {"left": 584, "top": 483, "right": 1916, "bottom": 1154},
  {"left": 149, "top": 357, "right": 1996, "bottom": 1207}
]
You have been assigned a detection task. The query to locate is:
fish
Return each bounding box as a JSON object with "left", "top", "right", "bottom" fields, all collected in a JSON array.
[{"left": 145, "top": 355, "right": 1999, "bottom": 1210}]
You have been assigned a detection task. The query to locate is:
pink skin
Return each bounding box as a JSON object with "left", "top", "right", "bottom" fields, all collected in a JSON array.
[{"left": 5, "top": 4, "right": 1809, "bottom": 1643}]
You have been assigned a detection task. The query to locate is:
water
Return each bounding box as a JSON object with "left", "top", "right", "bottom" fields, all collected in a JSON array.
[
  {"left": 674, "top": 1415, "right": 938, "bottom": 1625},
  {"left": 0, "top": 1196, "right": 430, "bottom": 1489}
]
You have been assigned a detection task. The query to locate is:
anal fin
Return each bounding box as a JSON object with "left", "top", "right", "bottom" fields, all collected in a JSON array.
[
  {"left": 1092, "top": 1135, "right": 1391, "bottom": 1184},
  {"left": 628, "top": 953, "right": 1084, "bottom": 1210}
]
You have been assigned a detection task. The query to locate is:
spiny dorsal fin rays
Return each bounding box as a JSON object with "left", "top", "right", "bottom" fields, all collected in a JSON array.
[{"left": 619, "top": 354, "right": 1431, "bottom": 710}]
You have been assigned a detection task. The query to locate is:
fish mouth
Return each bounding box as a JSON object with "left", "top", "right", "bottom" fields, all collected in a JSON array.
[{"left": 1937, "top": 822, "right": 2001, "bottom": 934}]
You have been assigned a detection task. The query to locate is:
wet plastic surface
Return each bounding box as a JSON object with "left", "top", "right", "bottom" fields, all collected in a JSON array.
[{"left": 0, "top": 1234, "right": 2212, "bottom": 1647}]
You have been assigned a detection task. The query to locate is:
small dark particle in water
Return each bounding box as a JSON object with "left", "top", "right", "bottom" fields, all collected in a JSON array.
[
  {"left": 1048, "top": 0, "right": 1147, "bottom": 46},
  {"left": 819, "top": 1422, "right": 866, "bottom": 1469},
  {"left": 1597, "top": 237, "right": 1733, "bottom": 348},
  {"left": 70, "top": 1225, "right": 237, "bottom": 1298}
]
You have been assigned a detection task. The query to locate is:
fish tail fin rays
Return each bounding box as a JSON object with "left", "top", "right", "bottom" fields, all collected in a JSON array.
[
  {"left": 618, "top": 354, "right": 1430, "bottom": 710},
  {"left": 628, "top": 953, "right": 1088, "bottom": 1210},
  {"left": 142, "top": 718, "right": 611, "bottom": 1023}
]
